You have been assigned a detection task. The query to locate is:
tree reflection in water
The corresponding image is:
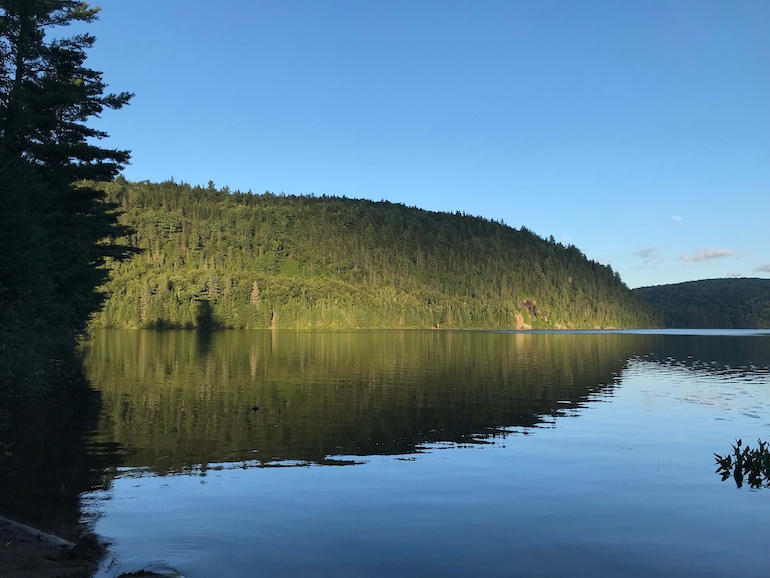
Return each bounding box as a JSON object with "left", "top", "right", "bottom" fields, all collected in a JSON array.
[
  {"left": 0, "top": 375, "right": 109, "bottom": 540},
  {"left": 79, "top": 330, "right": 770, "bottom": 481}
]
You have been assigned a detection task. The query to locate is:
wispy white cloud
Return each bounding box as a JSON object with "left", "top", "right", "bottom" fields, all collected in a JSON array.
[
  {"left": 634, "top": 247, "right": 657, "bottom": 259},
  {"left": 632, "top": 247, "right": 661, "bottom": 268},
  {"left": 727, "top": 271, "right": 743, "bottom": 278},
  {"left": 679, "top": 249, "right": 734, "bottom": 263},
  {"left": 756, "top": 263, "right": 770, "bottom": 272},
  {"left": 671, "top": 215, "right": 683, "bottom": 221}
]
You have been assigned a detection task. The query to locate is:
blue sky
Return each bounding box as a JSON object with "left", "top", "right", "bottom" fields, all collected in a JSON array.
[{"left": 83, "top": 0, "right": 768, "bottom": 288}]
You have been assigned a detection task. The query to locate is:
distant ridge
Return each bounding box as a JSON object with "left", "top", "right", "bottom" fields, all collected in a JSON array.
[
  {"left": 634, "top": 278, "right": 770, "bottom": 329},
  {"left": 91, "top": 179, "right": 661, "bottom": 330}
]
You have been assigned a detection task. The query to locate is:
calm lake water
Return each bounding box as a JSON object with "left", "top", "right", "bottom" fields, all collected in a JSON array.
[{"left": 66, "top": 330, "right": 770, "bottom": 575}]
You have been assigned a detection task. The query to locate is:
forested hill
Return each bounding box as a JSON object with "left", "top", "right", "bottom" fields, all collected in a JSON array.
[
  {"left": 635, "top": 278, "right": 770, "bottom": 328},
  {"left": 91, "top": 179, "right": 660, "bottom": 330}
]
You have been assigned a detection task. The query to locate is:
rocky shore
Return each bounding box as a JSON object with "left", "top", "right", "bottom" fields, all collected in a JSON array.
[
  {"left": 0, "top": 517, "right": 176, "bottom": 578},
  {"left": 0, "top": 516, "right": 101, "bottom": 577}
]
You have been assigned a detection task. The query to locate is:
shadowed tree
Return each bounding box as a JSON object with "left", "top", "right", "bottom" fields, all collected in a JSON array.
[{"left": 0, "top": 0, "right": 133, "bottom": 397}]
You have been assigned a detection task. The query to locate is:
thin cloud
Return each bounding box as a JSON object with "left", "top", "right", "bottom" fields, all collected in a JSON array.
[
  {"left": 679, "top": 249, "right": 734, "bottom": 263},
  {"left": 632, "top": 247, "right": 661, "bottom": 268},
  {"left": 756, "top": 263, "right": 770, "bottom": 272},
  {"left": 727, "top": 271, "right": 743, "bottom": 278},
  {"left": 634, "top": 248, "right": 657, "bottom": 259},
  {"left": 671, "top": 215, "right": 683, "bottom": 221}
]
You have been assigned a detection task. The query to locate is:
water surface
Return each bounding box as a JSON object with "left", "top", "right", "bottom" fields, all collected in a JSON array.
[{"left": 76, "top": 330, "right": 770, "bottom": 577}]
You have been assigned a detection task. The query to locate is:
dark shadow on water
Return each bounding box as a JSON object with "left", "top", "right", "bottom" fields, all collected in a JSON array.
[
  {"left": 0, "top": 371, "right": 123, "bottom": 540},
  {"left": 636, "top": 333, "right": 770, "bottom": 373},
  {"left": 196, "top": 328, "right": 215, "bottom": 358}
]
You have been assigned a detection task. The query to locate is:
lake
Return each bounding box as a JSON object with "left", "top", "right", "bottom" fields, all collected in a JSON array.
[{"left": 14, "top": 329, "right": 770, "bottom": 577}]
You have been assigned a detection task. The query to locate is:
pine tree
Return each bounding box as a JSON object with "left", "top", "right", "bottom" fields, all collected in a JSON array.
[{"left": 0, "top": 0, "right": 132, "bottom": 396}]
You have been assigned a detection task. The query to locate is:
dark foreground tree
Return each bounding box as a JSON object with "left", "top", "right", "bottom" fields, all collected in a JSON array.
[{"left": 0, "top": 0, "right": 132, "bottom": 399}]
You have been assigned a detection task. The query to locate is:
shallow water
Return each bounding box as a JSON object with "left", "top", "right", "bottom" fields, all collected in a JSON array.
[{"left": 78, "top": 330, "right": 770, "bottom": 577}]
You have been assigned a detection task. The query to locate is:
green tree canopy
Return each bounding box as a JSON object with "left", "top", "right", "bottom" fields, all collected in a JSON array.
[
  {"left": 635, "top": 278, "right": 770, "bottom": 329},
  {"left": 90, "top": 179, "right": 662, "bottom": 330}
]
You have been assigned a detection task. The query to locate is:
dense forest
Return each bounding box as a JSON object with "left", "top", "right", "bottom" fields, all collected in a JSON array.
[
  {"left": 635, "top": 278, "right": 770, "bottom": 329},
  {"left": 89, "top": 179, "right": 661, "bottom": 330}
]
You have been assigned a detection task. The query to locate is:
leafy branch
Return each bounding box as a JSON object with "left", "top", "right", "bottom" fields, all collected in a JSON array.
[{"left": 714, "top": 439, "right": 770, "bottom": 489}]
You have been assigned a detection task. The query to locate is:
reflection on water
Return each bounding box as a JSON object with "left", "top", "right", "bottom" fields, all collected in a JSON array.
[
  {"left": 631, "top": 331, "right": 770, "bottom": 374},
  {"left": 8, "top": 329, "right": 767, "bottom": 577},
  {"left": 82, "top": 330, "right": 646, "bottom": 473},
  {"left": 81, "top": 331, "right": 770, "bottom": 477},
  {"left": 0, "top": 377, "right": 105, "bottom": 541}
]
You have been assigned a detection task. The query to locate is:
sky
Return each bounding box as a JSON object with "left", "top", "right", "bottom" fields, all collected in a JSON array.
[{"left": 80, "top": 0, "right": 768, "bottom": 288}]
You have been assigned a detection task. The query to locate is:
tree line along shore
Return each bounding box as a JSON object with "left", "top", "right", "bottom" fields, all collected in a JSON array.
[{"left": 89, "top": 178, "right": 661, "bottom": 332}]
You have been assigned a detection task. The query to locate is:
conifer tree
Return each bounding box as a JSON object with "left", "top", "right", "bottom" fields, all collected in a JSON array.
[{"left": 0, "top": 0, "right": 131, "bottom": 396}]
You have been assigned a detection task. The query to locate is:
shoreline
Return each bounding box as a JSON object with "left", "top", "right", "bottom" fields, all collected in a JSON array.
[
  {"left": 0, "top": 515, "right": 100, "bottom": 577},
  {"left": 0, "top": 515, "right": 181, "bottom": 577}
]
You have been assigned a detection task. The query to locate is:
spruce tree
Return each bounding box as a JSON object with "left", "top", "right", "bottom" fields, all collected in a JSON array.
[{"left": 0, "top": 0, "right": 132, "bottom": 396}]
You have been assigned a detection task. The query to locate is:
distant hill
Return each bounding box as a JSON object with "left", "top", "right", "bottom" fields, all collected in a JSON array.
[
  {"left": 90, "top": 179, "right": 661, "bottom": 330},
  {"left": 634, "top": 278, "right": 770, "bottom": 328}
]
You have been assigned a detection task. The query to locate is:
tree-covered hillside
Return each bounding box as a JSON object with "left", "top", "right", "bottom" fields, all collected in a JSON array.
[
  {"left": 635, "top": 278, "right": 770, "bottom": 329},
  {"left": 92, "top": 179, "right": 661, "bottom": 330}
]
